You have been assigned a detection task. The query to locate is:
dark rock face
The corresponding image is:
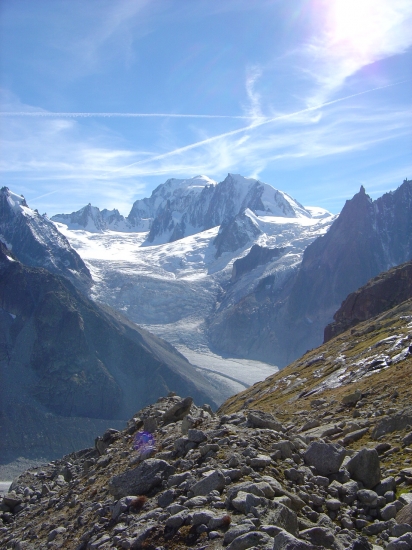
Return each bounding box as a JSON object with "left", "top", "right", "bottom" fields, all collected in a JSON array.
[
  {"left": 209, "top": 179, "right": 412, "bottom": 367},
  {"left": 214, "top": 211, "right": 262, "bottom": 258},
  {"left": 0, "top": 187, "right": 91, "bottom": 288},
  {"left": 324, "top": 260, "right": 412, "bottom": 342},
  {"left": 231, "top": 244, "right": 286, "bottom": 281},
  {"left": 0, "top": 246, "right": 216, "bottom": 462}
]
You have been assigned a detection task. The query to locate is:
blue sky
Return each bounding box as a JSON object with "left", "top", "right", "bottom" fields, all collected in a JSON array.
[{"left": 0, "top": 0, "right": 411, "bottom": 216}]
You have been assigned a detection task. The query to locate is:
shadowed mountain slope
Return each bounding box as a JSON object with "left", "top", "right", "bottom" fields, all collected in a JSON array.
[{"left": 0, "top": 243, "right": 217, "bottom": 462}]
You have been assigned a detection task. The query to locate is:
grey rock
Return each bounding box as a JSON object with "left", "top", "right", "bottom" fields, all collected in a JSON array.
[
  {"left": 143, "top": 416, "right": 158, "bottom": 433},
  {"left": 157, "top": 489, "right": 175, "bottom": 508},
  {"left": 342, "top": 428, "right": 370, "bottom": 446},
  {"left": 396, "top": 503, "right": 412, "bottom": 526},
  {"left": 304, "top": 441, "right": 346, "bottom": 476},
  {"left": 346, "top": 448, "right": 381, "bottom": 489},
  {"left": 232, "top": 491, "right": 266, "bottom": 514},
  {"left": 399, "top": 493, "right": 412, "bottom": 506},
  {"left": 199, "top": 443, "right": 220, "bottom": 456},
  {"left": 272, "top": 440, "right": 294, "bottom": 459},
  {"left": 247, "top": 410, "right": 283, "bottom": 431},
  {"left": 2, "top": 493, "right": 22, "bottom": 510},
  {"left": 226, "top": 531, "right": 271, "bottom": 550},
  {"left": 342, "top": 389, "right": 362, "bottom": 405},
  {"left": 374, "top": 476, "right": 396, "bottom": 496},
  {"left": 312, "top": 475, "right": 330, "bottom": 487},
  {"left": 209, "top": 514, "right": 232, "bottom": 529},
  {"left": 300, "top": 526, "right": 343, "bottom": 549},
  {"left": 47, "top": 526, "right": 66, "bottom": 542},
  {"left": 165, "top": 510, "right": 188, "bottom": 528},
  {"left": 380, "top": 503, "right": 398, "bottom": 520},
  {"left": 386, "top": 533, "right": 412, "bottom": 550},
  {"left": 357, "top": 489, "right": 378, "bottom": 506},
  {"left": 325, "top": 498, "right": 341, "bottom": 511},
  {"left": 273, "top": 529, "right": 313, "bottom": 550},
  {"left": 403, "top": 432, "right": 412, "bottom": 447},
  {"left": 108, "top": 458, "right": 175, "bottom": 499},
  {"left": 224, "top": 524, "right": 254, "bottom": 545},
  {"left": 187, "top": 429, "right": 207, "bottom": 443},
  {"left": 162, "top": 397, "right": 193, "bottom": 424},
  {"left": 167, "top": 472, "right": 191, "bottom": 488},
  {"left": 112, "top": 496, "right": 138, "bottom": 521},
  {"left": 362, "top": 522, "right": 387, "bottom": 535},
  {"left": 342, "top": 480, "right": 360, "bottom": 504},
  {"left": 391, "top": 524, "right": 412, "bottom": 537},
  {"left": 191, "top": 509, "right": 216, "bottom": 526},
  {"left": 264, "top": 503, "right": 299, "bottom": 536},
  {"left": 191, "top": 469, "right": 225, "bottom": 496},
  {"left": 371, "top": 408, "right": 412, "bottom": 439},
  {"left": 185, "top": 495, "right": 209, "bottom": 508},
  {"left": 284, "top": 468, "right": 305, "bottom": 484},
  {"left": 250, "top": 454, "right": 272, "bottom": 469}
]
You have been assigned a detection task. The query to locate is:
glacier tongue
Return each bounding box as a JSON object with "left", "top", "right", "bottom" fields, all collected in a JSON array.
[{"left": 55, "top": 203, "right": 334, "bottom": 398}]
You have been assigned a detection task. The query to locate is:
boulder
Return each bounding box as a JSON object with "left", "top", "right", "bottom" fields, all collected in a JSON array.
[
  {"left": 162, "top": 397, "right": 193, "bottom": 424},
  {"left": 300, "top": 526, "right": 341, "bottom": 549},
  {"left": 191, "top": 469, "right": 225, "bottom": 496},
  {"left": 273, "top": 530, "right": 313, "bottom": 550},
  {"left": 108, "top": 458, "right": 175, "bottom": 499},
  {"left": 226, "top": 531, "right": 272, "bottom": 550},
  {"left": 346, "top": 448, "right": 380, "bottom": 489},
  {"left": 396, "top": 503, "right": 412, "bottom": 526},
  {"left": 247, "top": 410, "right": 283, "bottom": 431},
  {"left": 264, "top": 503, "right": 298, "bottom": 536},
  {"left": 304, "top": 441, "right": 346, "bottom": 476}
]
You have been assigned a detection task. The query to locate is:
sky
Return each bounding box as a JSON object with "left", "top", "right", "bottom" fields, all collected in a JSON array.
[{"left": 0, "top": 0, "right": 411, "bottom": 217}]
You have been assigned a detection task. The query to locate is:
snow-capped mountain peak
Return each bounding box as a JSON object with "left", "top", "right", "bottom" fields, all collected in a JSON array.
[
  {"left": 0, "top": 187, "right": 91, "bottom": 287},
  {"left": 52, "top": 204, "right": 139, "bottom": 233}
]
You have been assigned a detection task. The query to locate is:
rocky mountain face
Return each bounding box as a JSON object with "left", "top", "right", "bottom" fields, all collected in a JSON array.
[
  {"left": 209, "top": 180, "right": 412, "bottom": 367},
  {"left": 52, "top": 204, "right": 141, "bottom": 233},
  {"left": 0, "top": 187, "right": 92, "bottom": 289},
  {"left": 128, "top": 174, "right": 313, "bottom": 244},
  {"left": 325, "top": 260, "right": 412, "bottom": 342},
  {"left": 0, "top": 243, "right": 217, "bottom": 463}
]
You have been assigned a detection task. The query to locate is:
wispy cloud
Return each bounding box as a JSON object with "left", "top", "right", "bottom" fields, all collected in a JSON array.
[
  {"left": 0, "top": 112, "right": 252, "bottom": 120},
  {"left": 103, "top": 81, "right": 407, "bottom": 176},
  {"left": 244, "top": 66, "right": 264, "bottom": 120}
]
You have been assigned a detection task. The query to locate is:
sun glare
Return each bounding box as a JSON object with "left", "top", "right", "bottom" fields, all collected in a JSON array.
[{"left": 328, "top": 0, "right": 385, "bottom": 57}]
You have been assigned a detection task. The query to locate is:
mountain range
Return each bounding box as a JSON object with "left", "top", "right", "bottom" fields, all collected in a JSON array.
[{"left": 1, "top": 175, "right": 411, "bottom": 464}]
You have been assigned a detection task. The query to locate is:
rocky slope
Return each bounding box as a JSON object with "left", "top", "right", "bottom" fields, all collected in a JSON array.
[
  {"left": 325, "top": 261, "right": 412, "bottom": 342},
  {"left": 1, "top": 385, "right": 412, "bottom": 549},
  {"left": 209, "top": 179, "right": 412, "bottom": 367},
  {"left": 0, "top": 187, "right": 91, "bottom": 289},
  {"left": 0, "top": 243, "right": 218, "bottom": 463}
]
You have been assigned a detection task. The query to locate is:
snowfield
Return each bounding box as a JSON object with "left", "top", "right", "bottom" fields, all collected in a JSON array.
[{"left": 54, "top": 207, "right": 335, "bottom": 402}]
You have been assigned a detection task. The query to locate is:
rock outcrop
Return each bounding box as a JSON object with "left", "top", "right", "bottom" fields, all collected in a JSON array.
[{"left": 324, "top": 260, "right": 412, "bottom": 342}]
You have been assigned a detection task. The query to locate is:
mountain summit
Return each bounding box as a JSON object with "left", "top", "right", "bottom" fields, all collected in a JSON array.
[
  {"left": 131, "top": 173, "right": 313, "bottom": 244},
  {"left": 0, "top": 187, "right": 91, "bottom": 288}
]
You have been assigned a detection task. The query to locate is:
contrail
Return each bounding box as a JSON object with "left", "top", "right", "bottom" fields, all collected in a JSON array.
[
  {"left": 29, "top": 189, "right": 61, "bottom": 202},
  {"left": 104, "top": 80, "right": 408, "bottom": 176},
  {"left": 0, "top": 111, "right": 253, "bottom": 120}
]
